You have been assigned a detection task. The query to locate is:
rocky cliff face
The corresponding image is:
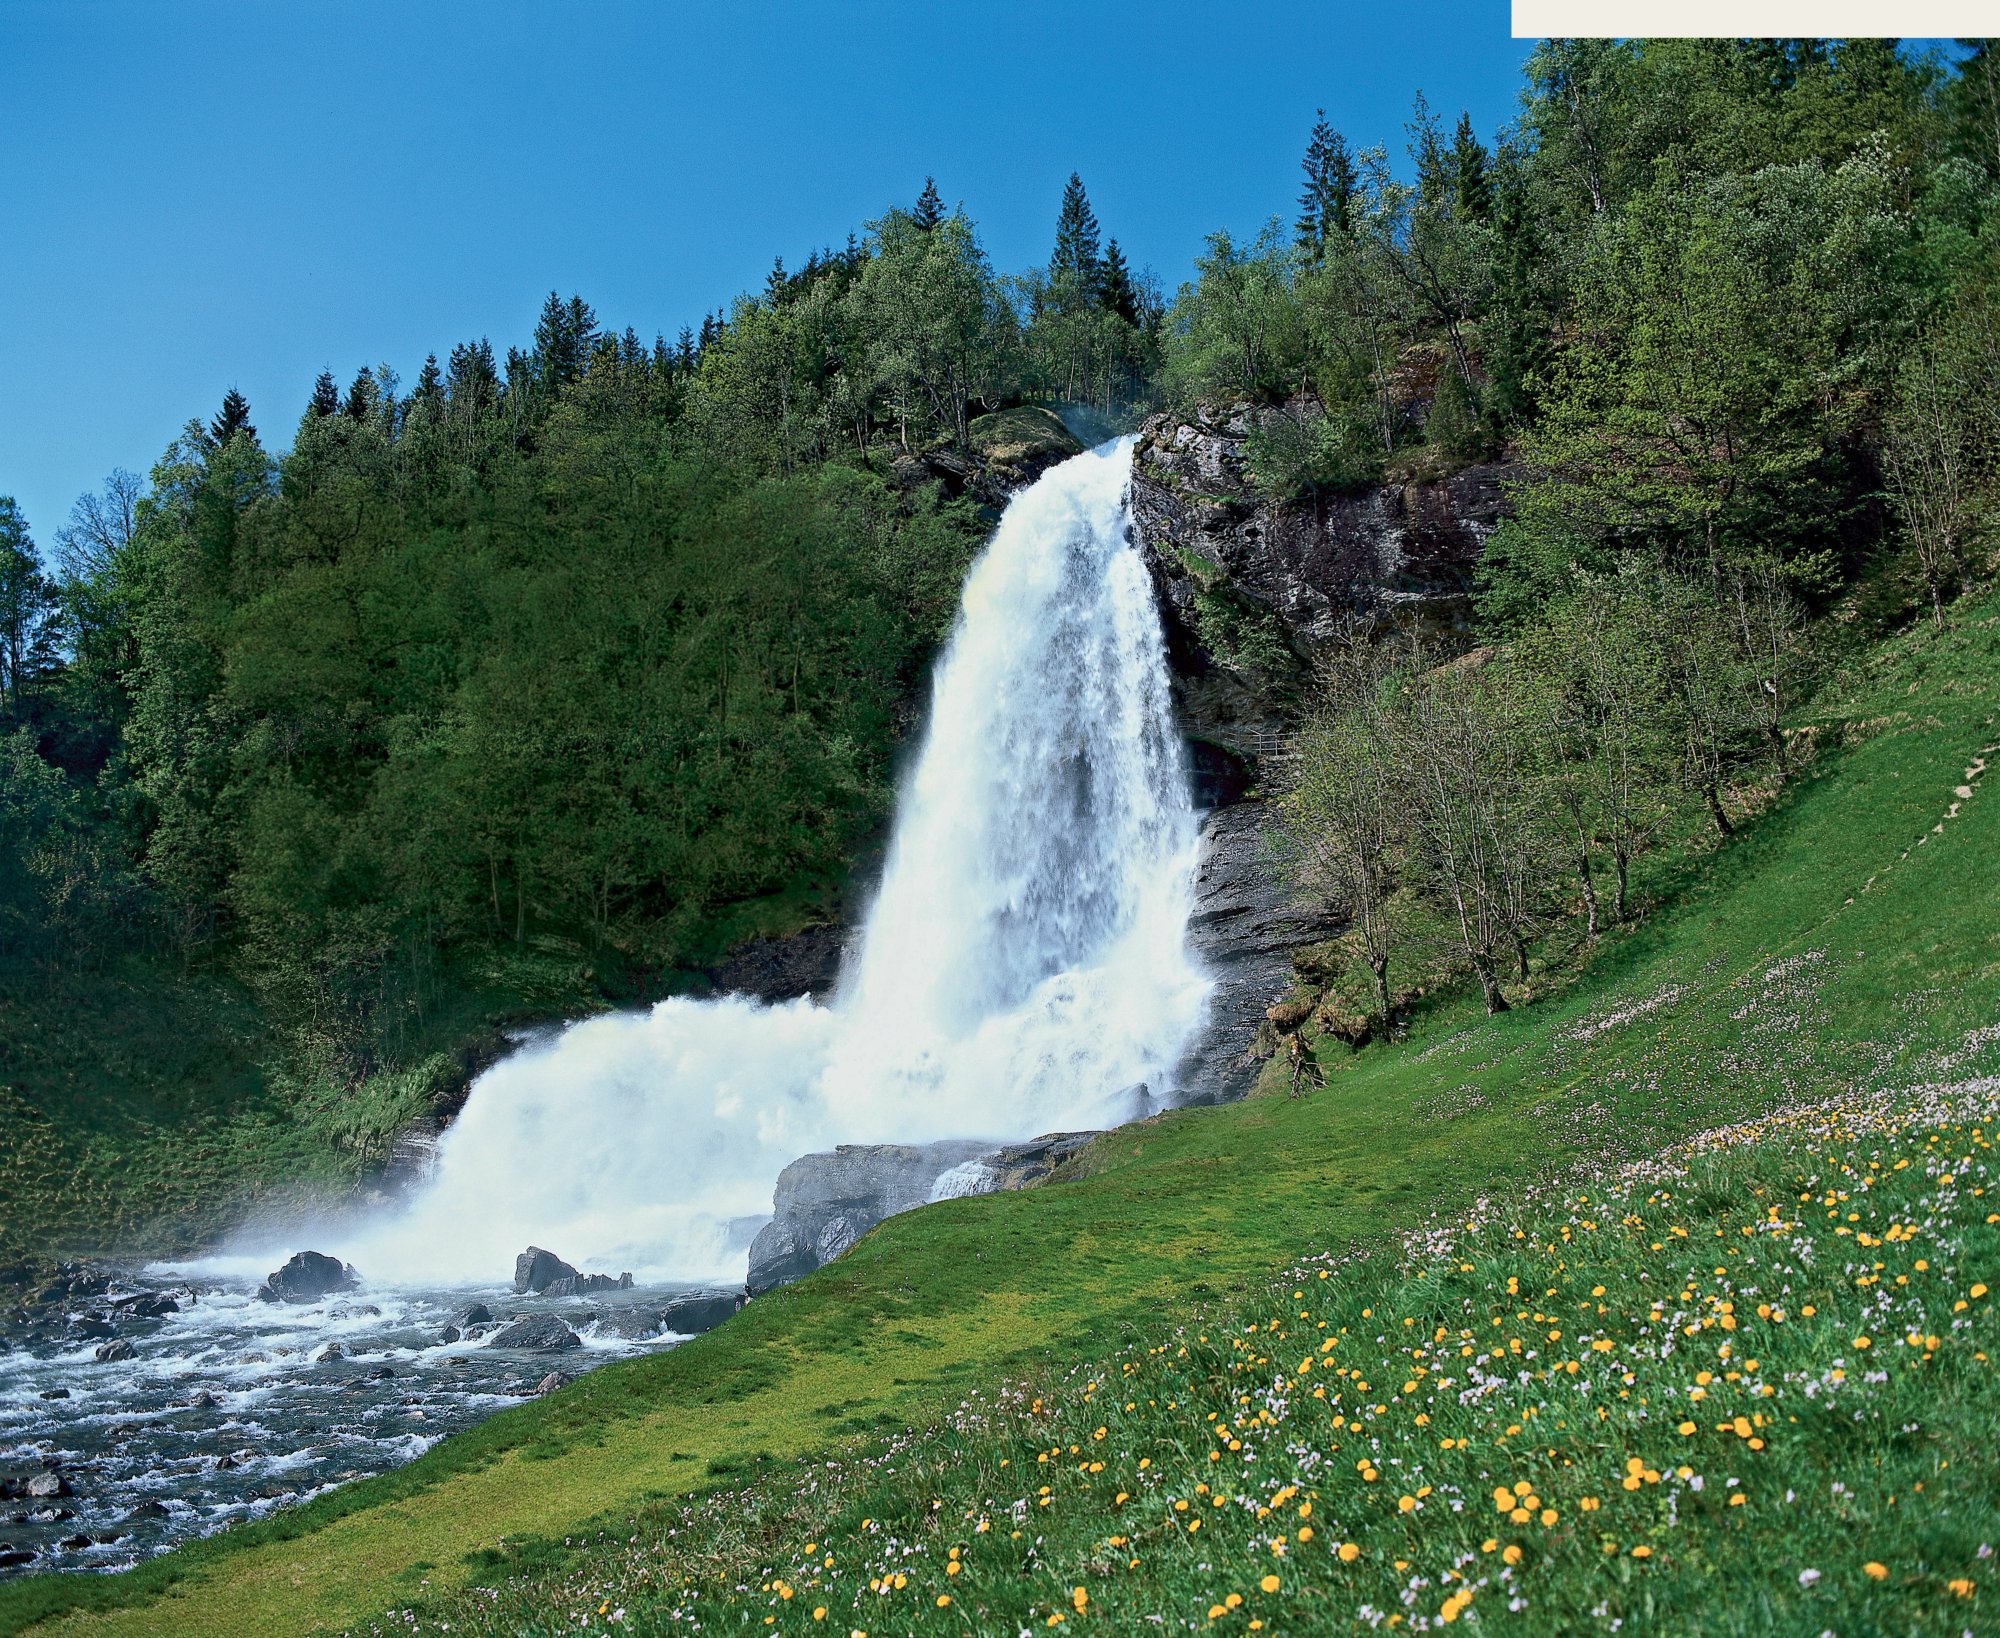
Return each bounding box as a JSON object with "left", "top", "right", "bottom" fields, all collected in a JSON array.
[
  {"left": 1175, "top": 803, "right": 1338, "bottom": 1105},
  {"left": 1129, "top": 403, "right": 1515, "bottom": 755}
]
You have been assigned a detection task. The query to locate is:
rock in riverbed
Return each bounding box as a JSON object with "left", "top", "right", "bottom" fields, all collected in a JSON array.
[
  {"left": 487, "top": 1315, "right": 581, "bottom": 1353},
  {"left": 511, "top": 1246, "right": 637, "bottom": 1296},
  {"left": 256, "top": 1251, "right": 358, "bottom": 1304}
]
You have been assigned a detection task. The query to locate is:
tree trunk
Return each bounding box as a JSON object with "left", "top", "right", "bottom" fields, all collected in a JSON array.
[
  {"left": 1472, "top": 950, "right": 1510, "bottom": 1015},
  {"left": 1612, "top": 847, "right": 1631, "bottom": 922},
  {"left": 1369, "top": 951, "right": 1391, "bottom": 1024},
  {"left": 1575, "top": 854, "right": 1601, "bottom": 942},
  {"left": 1509, "top": 929, "right": 1531, "bottom": 982},
  {"left": 1705, "top": 785, "right": 1733, "bottom": 837}
]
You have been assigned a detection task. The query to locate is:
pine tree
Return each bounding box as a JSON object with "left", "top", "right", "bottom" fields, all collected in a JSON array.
[
  {"left": 344, "top": 369, "right": 375, "bottom": 420},
  {"left": 446, "top": 340, "right": 499, "bottom": 415},
  {"left": 1051, "top": 171, "right": 1103, "bottom": 297},
  {"left": 1296, "top": 111, "right": 1360, "bottom": 257},
  {"left": 1101, "top": 239, "right": 1141, "bottom": 325},
  {"left": 1451, "top": 113, "right": 1493, "bottom": 221},
  {"left": 1410, "top": 94, "right": 1452, "bottom": 206},
  {"left": 913, "top": 176, "right": 944, "bottom": 231},
  {"left": 411, "top": 354, "right": 445, "bottom": 412},
  {"left": 209, "top": 388, "right": 257, "bottom": 447},
  {"left": 765, "top": 256, "right": 789, "bottom": 305},
  {"left": 534, "top": 291, "right": 599, "bottom": 391},
  {"left": 677, "top": 326, "right": 698, "bottom": 373},
  {"left": 308, "top": 370, "right": 340, "bottom": 418}
]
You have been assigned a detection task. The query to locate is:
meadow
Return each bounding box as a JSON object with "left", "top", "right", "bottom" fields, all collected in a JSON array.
[{"left": 3, "top": 597, "right": 1995, "bottom": 1638}]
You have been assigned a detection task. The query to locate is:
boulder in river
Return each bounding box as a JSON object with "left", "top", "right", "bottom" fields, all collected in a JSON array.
[
  {"left": 255, "top": 1251, "right": 359, "bottom": 1304},
  {"left": 457, "top": 1302, "right": 493, "bottom": 1327},
  {"left": 487, "top": 1314, "right": 582, "bottom": 1352},
  {"left": 531, "top": 1371, "right": 569, "bottom": 1396},
  {"left": 94, "top": 1338, "right": 135, "bottom": 1363},
  {"left": 512, "top": 1246, "right": 580, "bottom": 1294},
  {"left": 24, "top": 1473, "right": 69, "bottom": 1501},
  {"left": 539, "top": 1272, "right": 632, "bottom": 1298},
  {"left": 659, "top": 1290, "right": 746, "bottom": 1337},
  {"left": 110, "top": 1292, "right": 179, "bottom": 1319}
]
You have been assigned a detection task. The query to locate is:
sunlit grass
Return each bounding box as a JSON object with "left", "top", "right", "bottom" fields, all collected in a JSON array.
[{"left": 4, "top": 601, "right": 1996, "bottom": 1637}]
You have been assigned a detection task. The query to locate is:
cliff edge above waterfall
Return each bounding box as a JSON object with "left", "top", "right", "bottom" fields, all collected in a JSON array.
[{"left": 1128, "top": 402, "right": 1516, "bottom": 757}]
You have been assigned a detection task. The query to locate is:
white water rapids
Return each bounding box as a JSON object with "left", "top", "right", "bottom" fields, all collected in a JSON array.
[{"left": 336, "top": 438, "right": 1210, "bottom": 1286}]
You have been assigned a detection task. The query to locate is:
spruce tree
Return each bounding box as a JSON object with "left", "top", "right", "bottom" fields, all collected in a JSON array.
[
  {"left": 1296, "top": 111, "right": 1359, "bottom": 257},
  {"left": 1051, "top": 171, "right": 1103, "bottom": 297},
  {"left": 412, "top": 353, "right": 445, "bottom": 410},
  {"left": 676, "top": 326, "right": 698, "bottom": 373},
  {"left": 1410, "top": 94, "right": 1452, "bottom": 206},
  {"left": 209, "top": 388, "right": 257, "bottom": 447},
  {"left": 344, "top": 369, "right": 375, "bottom": 420},
  {"left": 913, "top": 176, "right": 944, "bottom": 231},
  {"left": 308, "top": 370, "right": 340, "bottom": 418},
  {"left": 1101, "top": 240, "right": 1141, "bottom": 325},
  {"left": 1451, "top": 113, "right": 1493, "bottom": 221},
  {"left": 446, "top": 340, "right": 499, "bottom": 415}
]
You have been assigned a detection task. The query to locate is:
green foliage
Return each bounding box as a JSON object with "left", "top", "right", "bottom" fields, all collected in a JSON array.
[{"left": 1162, "top": 221, "right": 1307, "bottom": 405}]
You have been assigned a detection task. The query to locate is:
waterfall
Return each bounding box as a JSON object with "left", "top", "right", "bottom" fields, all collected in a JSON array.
[{"left": 338, "top": 439, "right": 1210, "bottom": 1286}]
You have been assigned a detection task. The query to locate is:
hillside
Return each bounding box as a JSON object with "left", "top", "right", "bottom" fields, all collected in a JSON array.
[{"left": 5, "top": 589, "right": 1993, "bottom": 1636}]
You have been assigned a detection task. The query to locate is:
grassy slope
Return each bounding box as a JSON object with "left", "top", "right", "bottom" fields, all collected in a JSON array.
[{"left": 4, "top": 599, "right": 1996, "bottom": 1637}]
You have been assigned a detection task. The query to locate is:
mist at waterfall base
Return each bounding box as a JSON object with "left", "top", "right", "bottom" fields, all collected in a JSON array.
[{"left": 337, "top": 440, "right": 1211, "bottom": 1288}]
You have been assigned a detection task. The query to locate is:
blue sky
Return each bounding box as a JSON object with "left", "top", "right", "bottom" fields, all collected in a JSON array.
[{"left": 1, "top": 1, "right": 1535, "bottom": 551}]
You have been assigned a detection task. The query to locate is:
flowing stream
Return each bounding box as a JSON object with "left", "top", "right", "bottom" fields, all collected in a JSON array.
[{"left": 1, "top": 439, "right": 1214, "bottom": 1575}]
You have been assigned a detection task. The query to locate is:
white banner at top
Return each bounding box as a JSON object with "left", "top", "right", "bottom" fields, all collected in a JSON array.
[{"left": 1513, "top": 1, "right": 1998, "bottom": 34}]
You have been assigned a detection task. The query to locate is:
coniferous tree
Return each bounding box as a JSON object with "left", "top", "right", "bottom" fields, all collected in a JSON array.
[
  {"left": 307, "top": 370, "right": 341, "bottom": 418},
  {"left": 677, "top": 326, "right": 698, "bottom": 373},
  {"left": 1296, "top": 111, "right": 1359, "bottom": 257},
  {"left": 1100, "top": 240, "right": 1141, "bottom": 325},
  {"left": 533, "top": 291, "right": 599, "bottom": 391},
  {"left": 209, "top": 388, "right": 257, "bottom": 448},
  {"left": 445, "top": 340, "right": 499, "bottom": 417},
  {"left": 1051, "top": 172, "right": 1103, "bottom": 297},
  {"left": 343, "top": 369, "right": 375, "bottom": 420},
  {"left": 412, "top": 354, "right": 444, "bottom": 408},
  {"left": 1451, "top": 113, "right": 1493, "bottom": 221},
  {"left": 1410, "top": 94, "right": 1452, "bottom": 205},
  {"left": 913, "top": 176, "right": 944, "bottom": 231}
]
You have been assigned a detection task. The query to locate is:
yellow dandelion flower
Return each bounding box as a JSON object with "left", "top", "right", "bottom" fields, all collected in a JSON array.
[
  {"left": 1338, "top": 1542, "right": 1361, "bottom": 1563},
  {"left": 1864, "top": 1562, "right": 1888, "bottom": 1580}
]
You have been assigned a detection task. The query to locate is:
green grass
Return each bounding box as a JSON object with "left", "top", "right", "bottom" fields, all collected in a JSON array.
[
  {"left": 358, "top": 1081, "right": 2000, "bottom": 1636},
  {"left": 3, "top": 598, "right": 1996, "bottom": 1637}
]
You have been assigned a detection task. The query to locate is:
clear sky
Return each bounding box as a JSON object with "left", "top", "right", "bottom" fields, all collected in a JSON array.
[{"left": 1, "top": 0, "right": 1536, "bottom": 552}]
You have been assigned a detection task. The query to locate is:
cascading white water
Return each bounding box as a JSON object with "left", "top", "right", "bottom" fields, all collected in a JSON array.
[{"left": 336, "top": 439, "right": 1209, "bottom": 1286}]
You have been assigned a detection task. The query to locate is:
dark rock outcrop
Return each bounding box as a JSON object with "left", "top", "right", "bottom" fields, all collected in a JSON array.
[
  {"left": 255, "top": 1252, "right": 358, "bottom": 1304},
  {"left": 487, "top": 1315, "right": 582, "bottom": 1353},
  {"left": 965, "top": 1132, "right": 1102, "bottom": 1193},
  {"left": 1129, "top": 404, "right": 1515, "bottom": 753},
  {"left": 93, "top": 1338, "right": 135, "bottom": 1363},
  {"left": 540, "top": 1272, "right": 633, "bottom": 1298},
  {"left": 746, "top": 1140, "right": 994, "bottom": 1296},
  {"left": 512, "top": 1247, "right": 578, "bottom": 1295},
  {"left": 711, "top": 923, "right": 850, "bottom": 1003},
  {"left": 659, "top": 1289, "right": 747, "bottom": 1337},
  {"left": 1175, "top": 803, "right": 1339, "bottom": 1105},
  {"left": 746, "top": 1129, "right": 1114, "bottom": 1296}
]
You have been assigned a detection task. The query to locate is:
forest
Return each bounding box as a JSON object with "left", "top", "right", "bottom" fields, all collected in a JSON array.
[{"left": 2, "top": 37, "right": 1998, "bottom": 1248}]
